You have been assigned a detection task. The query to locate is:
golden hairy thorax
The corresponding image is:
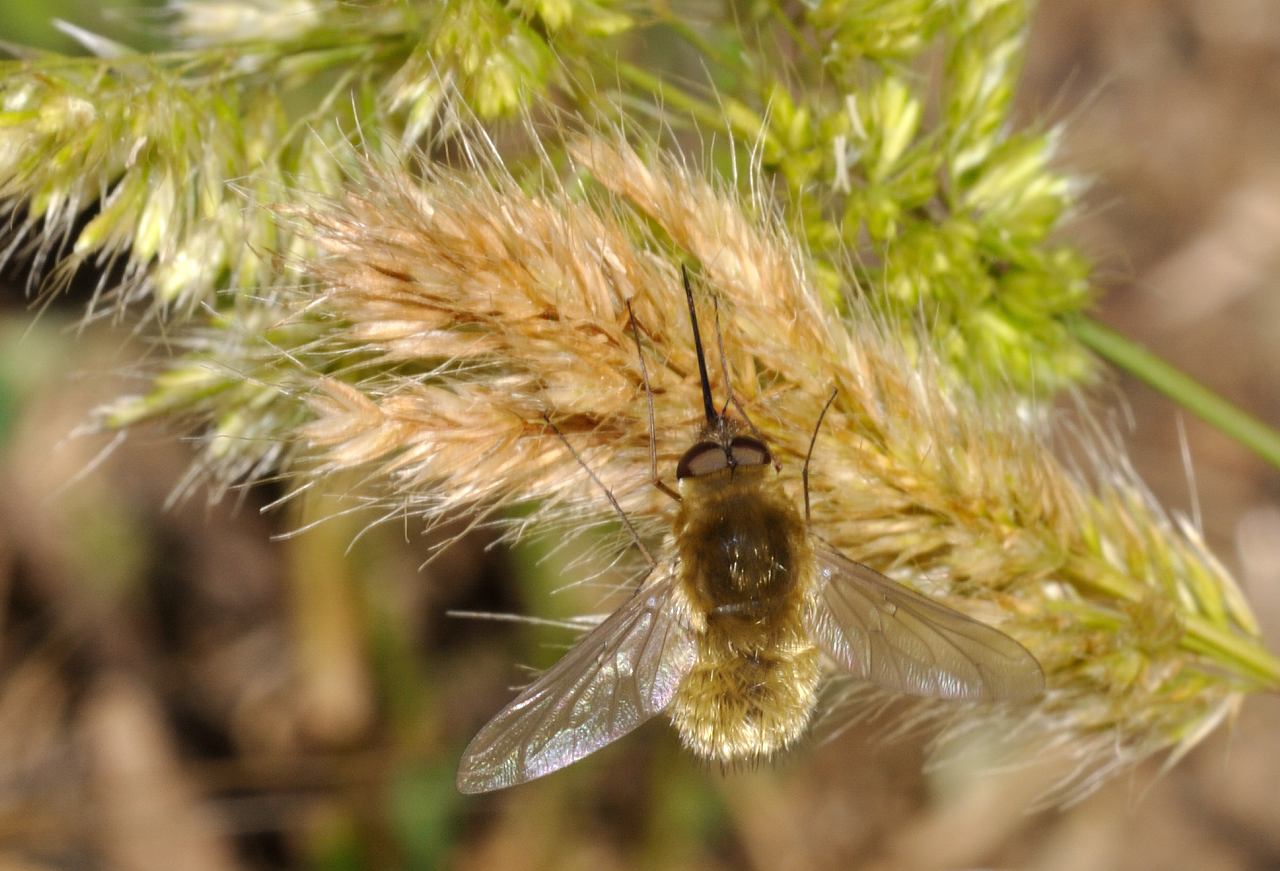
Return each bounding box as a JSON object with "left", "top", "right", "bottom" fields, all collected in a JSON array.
[{"left": 669, "top": 466, "right": 821, "bottom": 763}]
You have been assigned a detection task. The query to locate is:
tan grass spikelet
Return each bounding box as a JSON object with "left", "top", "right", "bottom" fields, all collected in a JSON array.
[{"left": 289, "top": 133, "right": 1278, "bottom": 802}]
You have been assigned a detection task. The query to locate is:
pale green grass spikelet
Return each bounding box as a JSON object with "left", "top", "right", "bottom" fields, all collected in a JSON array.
[
  {"left": 945, "top": 0, "right": 1026, "bottom": 176},
  {"left": 0, "top": 0, "right": 637, "bottom": 325},
  {"left": 169, "top": 0, "right": 328, "bottom": 47},
  {"left": 811, "top": 0, "right": 949, "bottom": 64},
  {"left": 425, "top": 0, "right": 554, "bottom": 119},
  {"left": 0, "top": 60, "right": 303, "bottom": 310}
]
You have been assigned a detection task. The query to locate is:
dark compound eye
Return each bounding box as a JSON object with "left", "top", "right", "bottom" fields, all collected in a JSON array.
[
  {"left": 676, "top": 442, "right": 728, "bottom": 479},
  {"left": 729, "top": 436, "right": 771, "bottom": 468},
  {"left": 676, "top": 436, "right": 773, "bottom": 479}
]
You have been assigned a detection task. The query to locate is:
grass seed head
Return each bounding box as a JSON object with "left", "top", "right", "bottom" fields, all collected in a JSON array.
[{"left": 285, "top": 134, "right": 1278, "bottom": 802}]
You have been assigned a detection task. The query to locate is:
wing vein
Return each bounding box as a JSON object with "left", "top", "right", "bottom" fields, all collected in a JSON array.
[
  {"left": 458, "top": 571, "right": 696, "bottom": 792},
  {"left": 805, "top": 541, "right": 1044, "bottom": 701}
]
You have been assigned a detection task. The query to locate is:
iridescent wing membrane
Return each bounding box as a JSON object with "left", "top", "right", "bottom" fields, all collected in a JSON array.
[
  {"left": 457, "top": 574, "right": 696, "bottom": 793},
  {"left": 805, "top": 543, "right": 1044, "bottom": 700}
]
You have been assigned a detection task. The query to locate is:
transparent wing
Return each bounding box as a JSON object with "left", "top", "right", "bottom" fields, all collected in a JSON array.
[
  {"left": 457, "top": 573, "right": 695, "bottom": 793},
  {"left": 805, "top": 542, "right": 1044, "bottom": 701}
]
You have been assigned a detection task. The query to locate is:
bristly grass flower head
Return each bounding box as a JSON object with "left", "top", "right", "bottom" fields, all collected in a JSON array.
[
  {"left": 0, "top": 0, "right": 633, "bottom": 316},
  {"left": 280, "top": 135, "right": 1277, "bottom": 802},
  {"left": 2, "top": 0, "right": 1094, "bottom": 418}
]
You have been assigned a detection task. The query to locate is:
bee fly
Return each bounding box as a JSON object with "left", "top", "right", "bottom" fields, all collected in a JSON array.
[{"left": 457, "top": 269, "right": 1044, "bottom": 793}]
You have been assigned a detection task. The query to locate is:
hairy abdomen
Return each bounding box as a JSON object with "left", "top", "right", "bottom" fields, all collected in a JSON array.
[{"left": 670, "top": 620, "right": 820, "bottom": 762}]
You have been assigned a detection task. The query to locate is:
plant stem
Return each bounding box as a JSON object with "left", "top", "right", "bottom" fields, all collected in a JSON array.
[
  {"left": 1072, "top": 316, "right": 1280, "bottom": 472},
  {"left": 650, "top": 2, "right": 739, "bottom": 75},
  {"left": 614, "top": 60, "right": 764, "bottom": 143},
  {"left": 1183, "top": 614, "right": 1280, "bottom": 690}
]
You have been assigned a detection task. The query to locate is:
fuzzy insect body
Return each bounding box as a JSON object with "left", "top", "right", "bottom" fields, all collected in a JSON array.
[
  {"left": 670, "top": 460, "right": 820, "bottom": 762},
  {"left": 456, "top": 272, "right": 1045, "bottom": 794}
]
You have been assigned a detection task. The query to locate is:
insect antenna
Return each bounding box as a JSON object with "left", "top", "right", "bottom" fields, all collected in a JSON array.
[
  {"left": 802, "top": 388, "right": 839, "bottom": 523},
  {"left": 626, "top": 300, "right": 681, "bottom": 503},
  {"left": 541, "top": 413, "right": 657, "bottom": 570},
  {"left": 680, "top": 264, "right": 719, "bottom": 427}
]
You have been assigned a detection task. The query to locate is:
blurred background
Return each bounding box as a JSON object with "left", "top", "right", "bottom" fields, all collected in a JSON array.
[{"left": 0, "top": 1, "right": 1278, "bottom": 868}]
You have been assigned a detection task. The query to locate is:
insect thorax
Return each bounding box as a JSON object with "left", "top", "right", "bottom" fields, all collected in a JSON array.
[{"left": 674, "top": 467, "right": 810, "bottom": 620}]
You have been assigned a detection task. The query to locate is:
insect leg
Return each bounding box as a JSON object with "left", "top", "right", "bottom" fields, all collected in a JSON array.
[
  {"left": 802, "top": 388, "right": 839, "bottom": 524},
  {"left": 626, "top": 299, "right": 681, "bottom": 503},
  {"left": 710, "top": 291, "right": 779, "bottom": 470},
  {"left": 543, "top": 413, "right": 657, "bottom": 569},
  {"left": 711, "top": 293, "right": 735, "bottom": 421}
]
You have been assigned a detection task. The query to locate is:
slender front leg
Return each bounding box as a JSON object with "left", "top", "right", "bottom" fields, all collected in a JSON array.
[{"left": 626, "top": 298, "right": 682, "bottom": 503}]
